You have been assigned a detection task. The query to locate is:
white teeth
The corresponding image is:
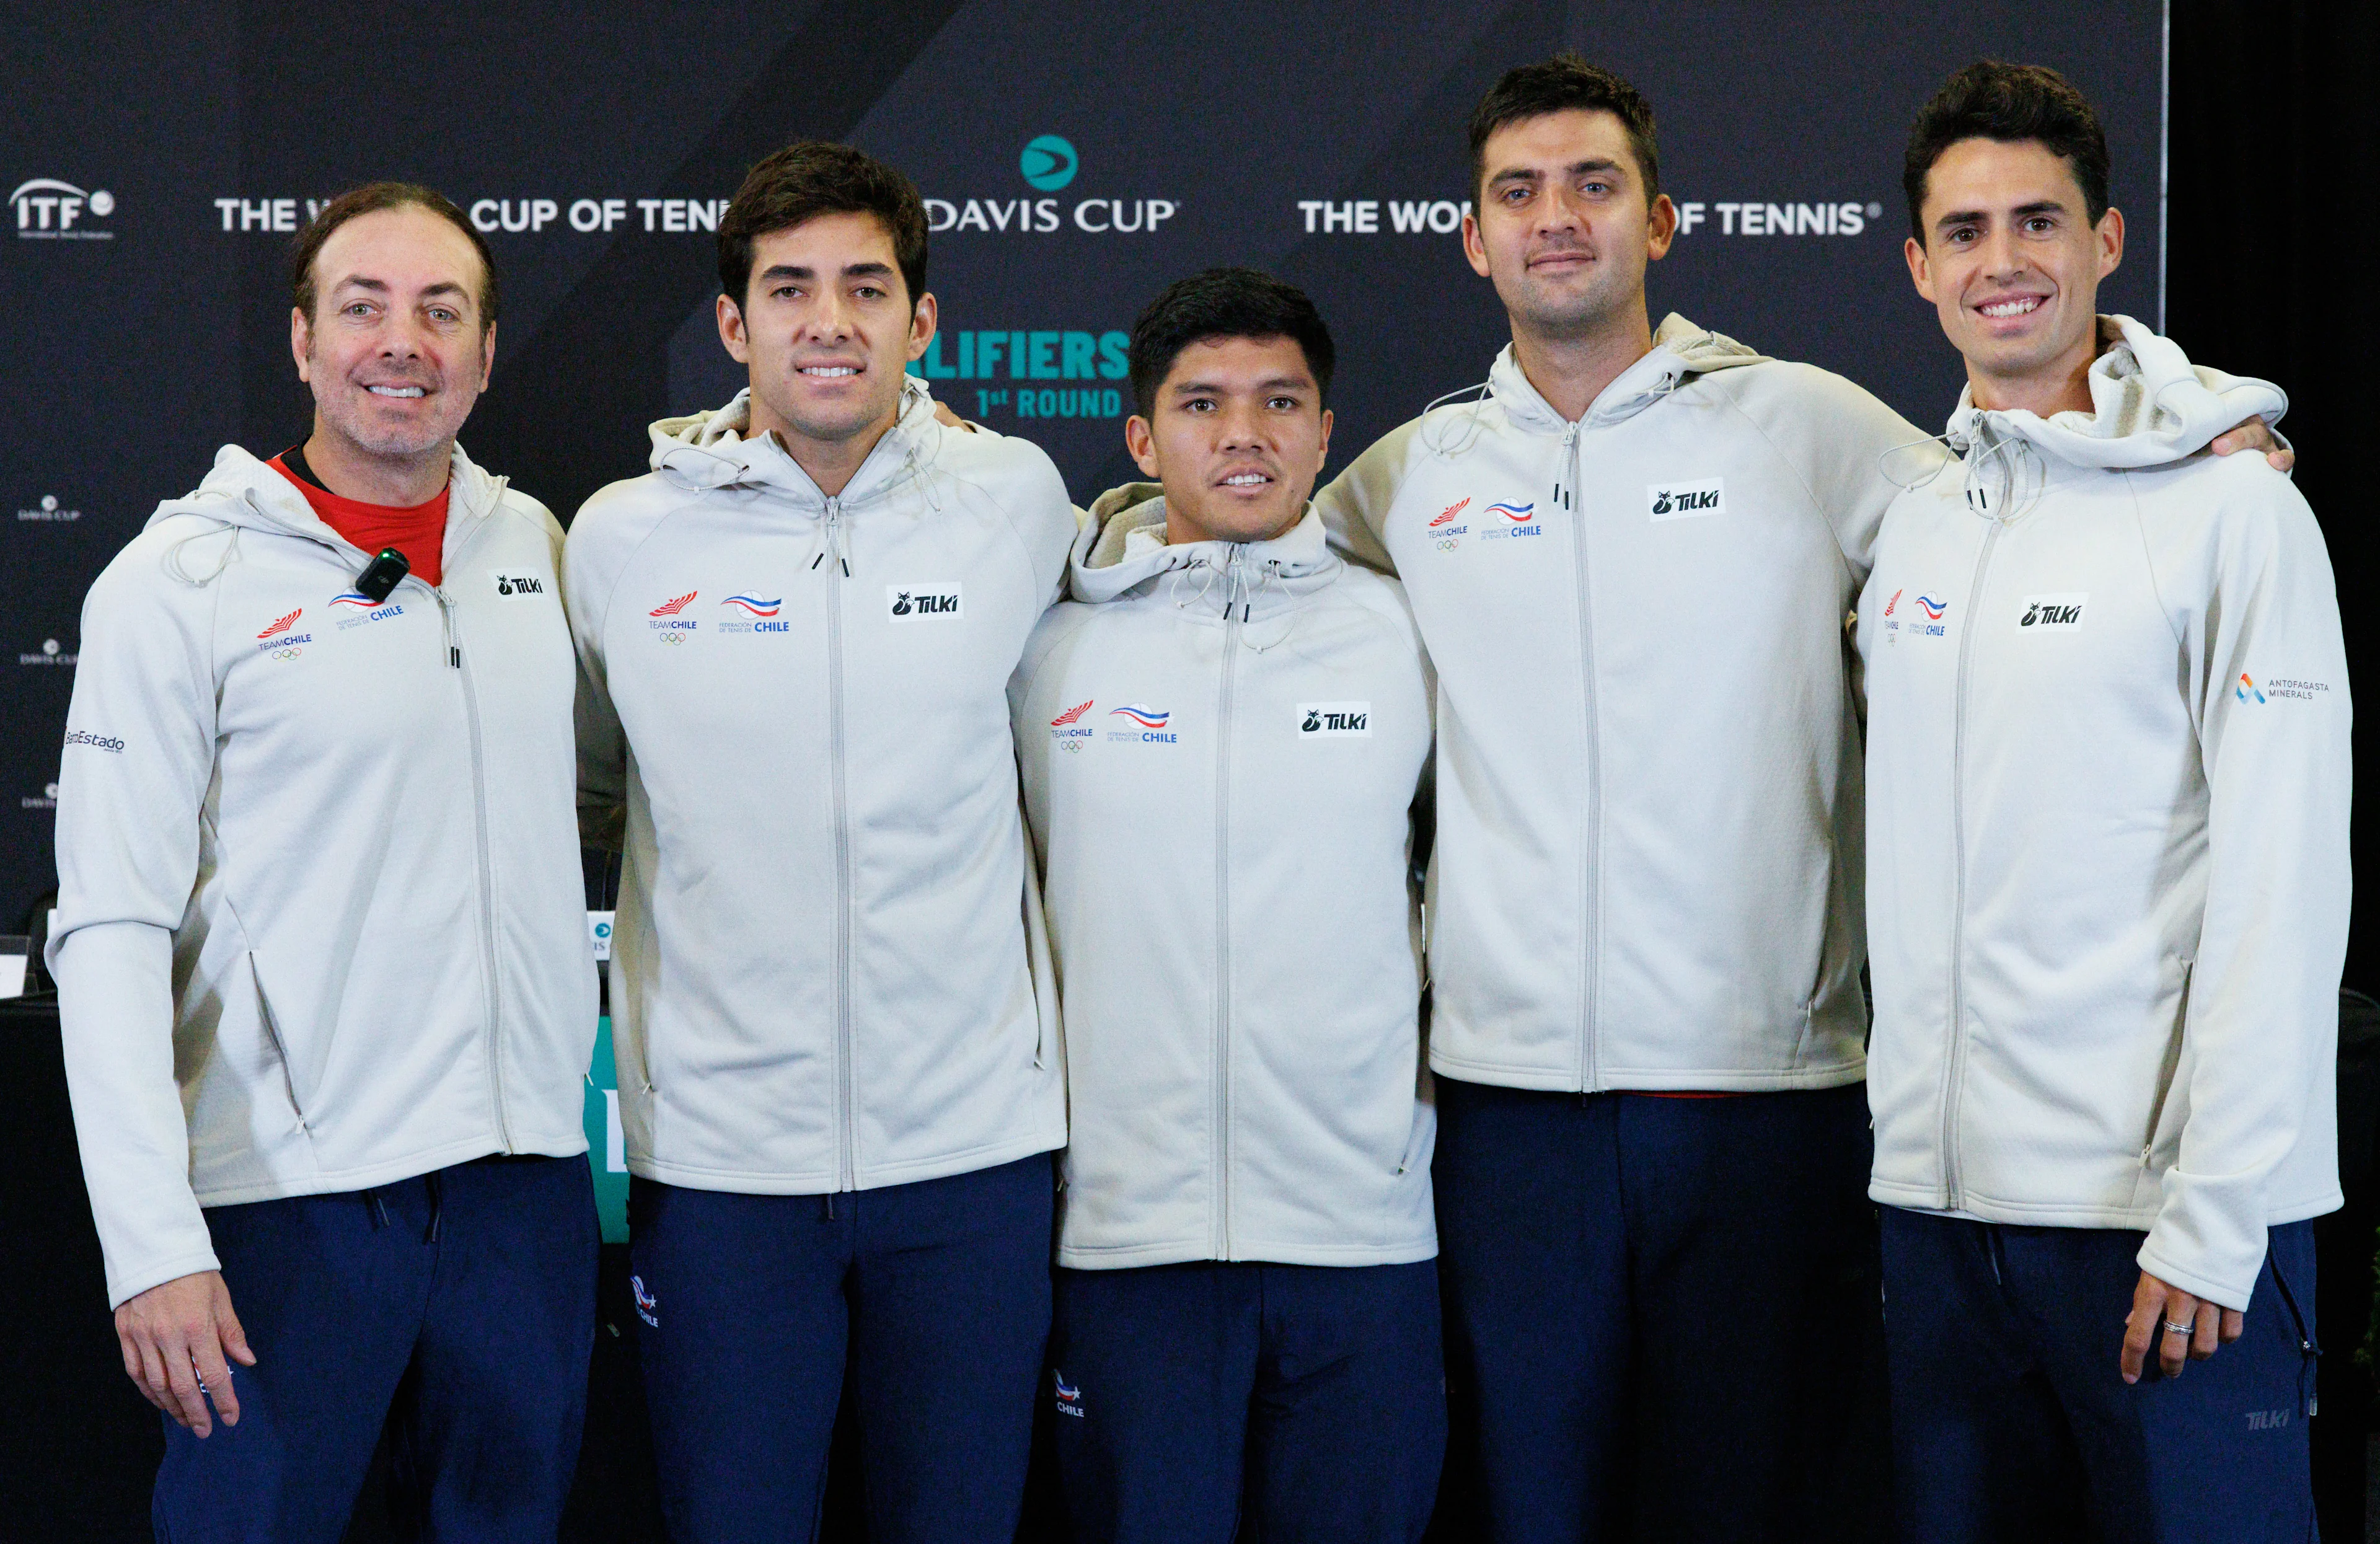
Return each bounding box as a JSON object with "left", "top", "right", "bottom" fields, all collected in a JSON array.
[
  {"left": 1980, "top": 296, "right": 2042, "bottom": 318},
  {"left": 1223, "top": 474, "right": 1269, "bottom": 487},
  {"left": 368, "top": 386, "right": 425, "bottom": 397},
  {"left": 802, "top": 366, "right": 858, "bottom": 376}
]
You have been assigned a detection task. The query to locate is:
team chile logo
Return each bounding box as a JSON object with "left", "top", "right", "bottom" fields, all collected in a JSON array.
[
  {"left": 1049, "top": 699, "right": 1095, "bottom": 752},
  {"left": 650, "top": 591, "right": 698, "bottom": 643},
  {"left": 1427, "top": 497, "right": 1471, "bottom": 552}
]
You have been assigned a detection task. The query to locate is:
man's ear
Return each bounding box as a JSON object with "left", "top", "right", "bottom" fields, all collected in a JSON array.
[
  {"left": 906, "top": 291, "right": 938, "bottom": 363},
  {"left": 2096, "top": 206, "right": 2126, "bottom": 281},
  {"left": 1645, "top": 193, "right": 1679, "bottom": 262},
  {"left": 478, "top": 321, "right": 497, "bottom": 392},
  {"left": 1123, "top": 414, "right": 1161, "bottom": 481},
  {"left": 1904, "top": 236, "right": 1936, "bottom": 304},
  {"left": 1461, "top": 210, "right": 1492, "bottom": 280},
  {"left": 715, "top": 293, "right": 751, "bottom": 363},
  {"left": 291, "top": 306, "right": 312, "bottom": 383}
]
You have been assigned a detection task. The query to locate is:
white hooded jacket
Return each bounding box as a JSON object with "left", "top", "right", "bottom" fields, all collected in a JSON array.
[
  {"left": 1318, "top": 315, "right": 1929, "bottom": 1091},
  {"left": 50, "top": 444, "right": 597, "bottom": 1308},
  {"left": 1013, "top": 488, "right": 1436, "bottom": 1268},
  {"left": 566, "top": 382, "right": 1072, "bottom": 1195},
  {"left": 1859, "top": 317, "right": 2344, "bottom": 1310}
]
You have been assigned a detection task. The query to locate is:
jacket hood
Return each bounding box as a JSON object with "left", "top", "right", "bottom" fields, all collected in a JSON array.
[
  {"left": 1481, "top": 312, "right": 1770, "bottom": 435},
  {"left": 145, "top": 441, "right": 503, "bottom": 540},
  {"left": 646, "top": 379, "right": 941, "bottom": 508},
  {"left": 1945, "top": 315, "right": 2287, "bottom": 472},
  {"left": 1071, "top": 482, "right": 1340, "bottom": 625}
]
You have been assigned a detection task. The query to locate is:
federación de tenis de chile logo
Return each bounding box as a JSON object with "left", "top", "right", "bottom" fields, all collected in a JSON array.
[
  {"left": 1106, "top": 705, "right": 1177, "bottom": 744},
  {"left": 1479, "top": 501, "right": 1541, "bottom": 542},
  {"left": 717, "top": 594, "right": 788, "bottom": 635},
  {"left": 650, "top": 591, "right": 698, "bottom": 642},
  {"left": 1880, "top": 589, "right": 1947, "bottom": 645},
  {"left": 1049, "top": 699, "right": 1095, "bottom": 752},
  {"left": 332, "top": 591, "right": 404, "bottom": 631}
]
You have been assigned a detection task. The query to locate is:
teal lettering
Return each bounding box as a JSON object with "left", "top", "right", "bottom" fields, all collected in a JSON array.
[
  {"left": 1029, "top": 331, "right": 1060, "bottom": 379},
  {"left": 1062, "top": 332, "right": 1096, "bottom": 379},
  {"left": 1098, "top": 330, "right": 1129, "bottom": 380},
  {"left": 919, "top": 335, "right": 956, "bottom": 379}
]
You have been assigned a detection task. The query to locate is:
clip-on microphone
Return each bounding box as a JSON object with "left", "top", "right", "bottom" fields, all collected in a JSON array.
[{"left": 353, "top": 547, "right": 410, "bottom": 604}]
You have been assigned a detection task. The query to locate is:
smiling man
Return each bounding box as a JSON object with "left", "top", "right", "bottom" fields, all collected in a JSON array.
[
  {"left": 565, "top": 142, "right": 1074, "bottom": 1543},
  {"left": 1311, "top": 56, "right": 2290, "bottom": 1542},
  {"left": 1860, "top": 62, "right": 2343, "bottom": 1542},
  {"left": 50, "top": 183, "right": 598, "bottom": 1541},
  {"left": 1014, "top": 270, "right": 1442, "bottom": 1541}
]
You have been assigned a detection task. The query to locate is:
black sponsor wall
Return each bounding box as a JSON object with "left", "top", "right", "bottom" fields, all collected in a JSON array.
[{"left": 1, "top": 0, "right": 2166, "bottom": 931}]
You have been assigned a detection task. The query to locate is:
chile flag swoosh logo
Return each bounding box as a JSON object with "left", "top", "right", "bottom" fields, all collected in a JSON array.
[
  {"left": 330, "top": 593, "right": 376, "bottom": 608},
  {"left": 1486, "top": 501, "right": 1536, "bottom": 523},
  {"left": 720, "top": 595, "right": 782, "bottom": 617},
  {"left": 1916, "top": 594, "right": 1947, "bottom": 620},
  {"left": 1109, "top": 705, "right": 1169, "bottom": 728}
]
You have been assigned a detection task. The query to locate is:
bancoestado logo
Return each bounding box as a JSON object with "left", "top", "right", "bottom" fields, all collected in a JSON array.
[
  {"left": 63, "top": 730, "right": 123, "bottom": 753},
  {"left": 1298, "top": 196, "right": 1884, "bottom": 239},
  {"left": 923, "top": 135, "right": 1178, "bottom": 236},
  {"left": 12, "top": 179, "right": 115, "bottom": 240}
]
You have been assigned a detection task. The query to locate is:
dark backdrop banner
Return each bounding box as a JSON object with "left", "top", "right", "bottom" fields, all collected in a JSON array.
[{"left": 1, "top": 1, "right": 2164, "bottom": 932}]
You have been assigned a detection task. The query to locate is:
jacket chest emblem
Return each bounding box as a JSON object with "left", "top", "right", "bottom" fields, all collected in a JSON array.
[
  {"left": 1880, "top": 588, "right": 1950, "bottom": 645},
  {"left": 888, "top": 585, "right": 963, "bottom": 621},
  {"left": 717, "top": 594, "right": 789, "bottom": 634},
  {"left": 1105, "top": 704, "right": 1177, "bottom": 744},
  {"left": 1647, "top": 478, "right": 1725, "bottom": 521},
  {"left": 1297, "top": 702, "right": 1371, "bottom": 739}
]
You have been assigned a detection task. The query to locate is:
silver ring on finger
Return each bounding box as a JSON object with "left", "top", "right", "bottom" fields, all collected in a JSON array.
[{"left": 2161, "top": 1318, "right": 2194, "bottom": 1337}]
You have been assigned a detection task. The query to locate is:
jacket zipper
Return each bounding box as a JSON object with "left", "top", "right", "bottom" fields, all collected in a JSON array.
[
  {"left": 1212, "top": 549, "right": 1245, "bottom": 1258},
  {"left": 821, "top": 494, "right": 857, "bottom": 1193},
  {"left": 429, "top": 503, "right": 513, "bottom": 1150},
  {"left": 1940, "top": 503, "right": 2004, "bottom": 1209},
  {"left": 1560, "top": 421, "right": 1602, "bottom": 1090}
]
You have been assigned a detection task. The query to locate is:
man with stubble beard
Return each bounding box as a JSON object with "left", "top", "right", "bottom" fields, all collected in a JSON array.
[{"left": 51, "top": 183, "right": 599, "bottom": 1542}]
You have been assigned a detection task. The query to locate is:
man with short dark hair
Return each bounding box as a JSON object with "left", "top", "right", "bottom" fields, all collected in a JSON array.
[
  {"left": 566, "top": 140, "right": 1073, "bottom": 1542},
  {"left": 1862, "top": 61, "right": 2342, "bottom": 1542},
  {"left": 1016, "top": 268, "right": 1443, "bottom": 1541},
  {"left": 51, "top": 182, "right": 599, "bottom": 1542},
  {"left": 1314, "top": 55, "right": 2288, "bottom": 1541}
]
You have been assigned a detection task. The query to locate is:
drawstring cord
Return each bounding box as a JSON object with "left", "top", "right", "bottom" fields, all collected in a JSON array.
[{"left": 359, "top": 1172, "right": 445, "bottom": 1242}]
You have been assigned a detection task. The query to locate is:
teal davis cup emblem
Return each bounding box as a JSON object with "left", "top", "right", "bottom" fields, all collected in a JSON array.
[{"left": 1020, "top": 135, "right": 1078, "bottom": 192}]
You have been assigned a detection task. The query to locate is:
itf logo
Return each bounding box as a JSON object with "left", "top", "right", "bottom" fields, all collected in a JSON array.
[
  {"left": 12, "top": 179, "right": 115, "bottom": 240},
  {"left": 1020, "top": 136, "right": 1078, "bottom": 192}
]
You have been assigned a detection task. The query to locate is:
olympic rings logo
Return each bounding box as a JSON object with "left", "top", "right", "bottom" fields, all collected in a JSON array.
[
  {"left": 268, "top": 646, "right": 303, "bottom": 661},
  {"left": 658, "top": 633, "right": 687, "bottom": 645},
  {"left": 1434, "top": 539, "right": 1461, "bottom": 553}
]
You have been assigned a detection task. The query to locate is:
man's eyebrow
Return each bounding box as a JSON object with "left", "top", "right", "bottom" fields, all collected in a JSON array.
[
  {"left": 1168, "top": 374, "right": 1316, "bottom": 395},
  {"left": 756, "top": 260, "right": 896, "bottom": 281}
]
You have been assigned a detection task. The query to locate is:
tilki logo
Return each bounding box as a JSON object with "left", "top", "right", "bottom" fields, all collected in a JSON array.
[
  {"left": 2019, "top": 593, "right": 2087, "bottom": 629},
  {"left": 491, "top": 572, "right": 545, "bottom": 596},
  {"left": 1298, "top": 702, "right": 1373, "bottom": 738},
  {"left": 11, "top": 179, "right": 115, "bottom": 239},
  {"left": 1647, "top": 479, "right": 1725, "bottom": 521},
  {"left": 888, "top": 585, "right": 963, "bottom": 620}
]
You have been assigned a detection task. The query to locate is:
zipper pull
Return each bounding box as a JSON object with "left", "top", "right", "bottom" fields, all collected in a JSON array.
[
  {"left": 450, "top": 646, "right": 461, "bottom": 669},
  {"left": 1557, "top": 421, "right": 1580, "bottom": 509}
]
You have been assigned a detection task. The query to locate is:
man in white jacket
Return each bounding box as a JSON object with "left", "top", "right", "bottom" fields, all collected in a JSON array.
[
  {"left": 1015, "top": 270, "right": 1443, "bottom": 1541},
  {"left": 50, "top": 183, "right": 599, "bottom": 1542},
  {"left": 1861, "top": 63, "right": 2344, "bottom": 1542},
  {"left": 1313, "top": 57, "right": 2288, "bottom": 1540},
  {"left": 566, "top": 143, "right": 1072, "bottom": 1543}
]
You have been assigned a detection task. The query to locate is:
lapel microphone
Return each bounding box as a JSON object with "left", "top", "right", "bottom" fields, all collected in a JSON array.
[{"left": 353, "top": 548, "right": 410, "bottom": 604}]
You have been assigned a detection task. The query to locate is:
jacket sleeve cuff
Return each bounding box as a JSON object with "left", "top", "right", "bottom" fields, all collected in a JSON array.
[
  {"left": 107, "top": 1244, "right": 226, "bottom": 1314},
  {"left": 2135, "top": 1233, "right": 2262, "bottom": 1314}
]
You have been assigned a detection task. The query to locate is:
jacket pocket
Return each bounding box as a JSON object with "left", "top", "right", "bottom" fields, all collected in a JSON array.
[
  {"left": 249, "top": 952, "right": 311, "bottom": 1134},
  {"left": 2265, "top": 1229, "right": 2321, "bottom": 1418},
  {"left": 2140, "top": 958, "right": 2193, "bottom": 1163}
]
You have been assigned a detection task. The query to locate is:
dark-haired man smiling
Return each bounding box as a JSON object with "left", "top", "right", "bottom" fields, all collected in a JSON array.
[
  {"left": 1016, "top": 268, "right": 1442, "bottom": 1542},
  {"left": 566, "top": 141, "right": 1073, "bottom": 1544},
  {"left": 1861, "top": 62, "right": 2340, "bottom": 1542}
]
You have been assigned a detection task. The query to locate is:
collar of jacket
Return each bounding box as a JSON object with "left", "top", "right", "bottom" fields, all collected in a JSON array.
[
  {"left": 1942, "top": 313, "right": 2288, "bottom": 474},
  {"left": 1481, "top": 311, "right": 1770, "bottom": 435},
  {"left": 645, "top": 379, "right": 941, "bottom": 513},
  {"left": 145, "top": 440, "right": 503, "bottom": 551},
  {"left": 1070, "top": 482, "right": 1340, "bottom": 627}
]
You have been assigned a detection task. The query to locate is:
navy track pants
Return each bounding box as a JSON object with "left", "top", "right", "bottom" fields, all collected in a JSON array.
[
  {"left": 1881, "top": 1209, "right": 2319, "bottom": 1543},
  {"left": 151, "top": 1153, "right": 597, "bottom": 1543},
  {"left": 628, "top": 1153, "right": 1054, "bottom": 1544},
  {"left": 1432, "top": 1078, "right": 1883, "bottom": 1542},
  {"left": 1047, "top": 1258, "right": 1445, "bottom": 1542}
]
